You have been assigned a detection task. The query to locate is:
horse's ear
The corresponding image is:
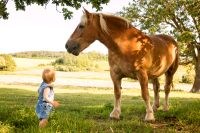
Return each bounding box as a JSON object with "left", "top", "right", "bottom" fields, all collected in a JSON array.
[{"left": 83, "top": 8, "right": 91, "bottom": 19}]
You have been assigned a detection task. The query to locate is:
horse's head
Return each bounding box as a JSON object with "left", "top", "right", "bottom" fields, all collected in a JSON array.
[{"left": 65, "top": 9, "right": 99, "bottom": 56}]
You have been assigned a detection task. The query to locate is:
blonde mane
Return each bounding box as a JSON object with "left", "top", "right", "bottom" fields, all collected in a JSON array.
[
  {"left": 99, "top": 13, "right": 131, "bottom": 35},
  {"left": 81, "top": 12, "right": 131, "bottom": 35}
]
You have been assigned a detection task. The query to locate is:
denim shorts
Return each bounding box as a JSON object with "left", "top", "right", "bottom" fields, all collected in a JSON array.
[{"left": 36, "top": 102, "right": 53, "bottom": 119}]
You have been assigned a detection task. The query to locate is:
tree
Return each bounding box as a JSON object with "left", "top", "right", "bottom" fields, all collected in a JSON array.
[
  {"left": 0, "top": 0, "right": 109, "bottom": 20},
  {"left": 119, "top": 0, "right": 200, "bottom": 92}
]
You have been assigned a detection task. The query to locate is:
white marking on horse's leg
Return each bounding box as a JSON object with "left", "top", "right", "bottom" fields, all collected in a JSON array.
[
  {"left": 152, "top": 78, "right": 160, "bottom": 112},
  {"left": 153, "top": 96, "right": 159, "bottom": 112},
  {"left": 110, "top": 87, "right": 121, "bottom": 119},
  {"left": 110, "top": 73, "right": 121, "bottom": 119},
  {"left": 137, "top": 70, "right": 155, "bottom": 122},
  {"left": 145, "top": 99, "right": 155, "bottom": 122},
  {"left": 163, "top": 79, "right": 172, "bottom": 112},
  {"left": 163, "top": 86, "right": 170, "bottom": 111}
]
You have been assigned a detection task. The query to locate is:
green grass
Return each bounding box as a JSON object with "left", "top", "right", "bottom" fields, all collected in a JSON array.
[{"left": 0, "top": 88, "right": 200, "bottom": 133}]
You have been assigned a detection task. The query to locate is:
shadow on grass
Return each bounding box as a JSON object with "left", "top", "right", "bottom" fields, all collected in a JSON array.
[{"left": 0, "top": 88, "right": 200, "bottom": 132}]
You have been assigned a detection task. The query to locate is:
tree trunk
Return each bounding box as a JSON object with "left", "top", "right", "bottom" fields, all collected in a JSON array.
[{"left": 190, "top": 48, "right": 200, "bottom": 92}]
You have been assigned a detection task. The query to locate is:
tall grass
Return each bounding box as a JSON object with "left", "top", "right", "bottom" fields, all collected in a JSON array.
[{"left": 0, "top": 88, "right": 200, "bottom": 132}]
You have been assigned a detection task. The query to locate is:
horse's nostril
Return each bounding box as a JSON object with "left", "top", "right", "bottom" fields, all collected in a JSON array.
[
  {"left": 72, "top": 44, "right": 79, "bottom": 50},
  {"left": 65, "top": 44, "right": 68, "bottom": 49}
]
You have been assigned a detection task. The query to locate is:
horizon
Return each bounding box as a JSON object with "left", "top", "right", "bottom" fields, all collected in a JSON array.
[
  {"left": 0, "top": 0, "right": 131, "bottom": 54},
  {"left": 7, "top": 50, "right": 108, "bottom": 55}
]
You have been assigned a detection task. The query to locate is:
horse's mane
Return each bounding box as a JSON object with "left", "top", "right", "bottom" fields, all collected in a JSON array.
[
  {"left": 99, "top": 13, "right": 132, "bottom": 34},
  {"left": 81, "top": 12, "right": 132, "bottom": 35}
]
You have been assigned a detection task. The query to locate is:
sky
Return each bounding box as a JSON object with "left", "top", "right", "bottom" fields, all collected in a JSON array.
[{"left": 0, "top": 0, "right": 131, "bottom": 54}]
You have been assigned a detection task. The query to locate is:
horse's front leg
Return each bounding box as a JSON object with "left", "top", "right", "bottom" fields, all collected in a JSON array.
[
  {"left": 109, "top": 71, "right": 122, "bottom": 120},
  {"left": 137, "top": 69, "right": 155, "bottom": 122}
]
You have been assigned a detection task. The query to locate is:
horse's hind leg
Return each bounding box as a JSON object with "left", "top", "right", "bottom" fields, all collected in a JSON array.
[
  {"left": 109, "top": 71, "right": 122, "bottom": 119},
  {"left": 152, "top": 78, "right": 160, "bottom": 112},
  {"left": 164, "top": 58, "right": 178, "bottom": 111},
  {"left": 163, "top": 72, "right": 173, "bottom": 111}
]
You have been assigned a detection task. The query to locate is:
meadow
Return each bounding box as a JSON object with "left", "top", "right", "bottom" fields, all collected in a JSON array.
[
  {"left": 0, "top": 86, "right": 200, "bottom": 133},
  {"left": 0, "top": 55, "right": 199, "bottom": 132}
]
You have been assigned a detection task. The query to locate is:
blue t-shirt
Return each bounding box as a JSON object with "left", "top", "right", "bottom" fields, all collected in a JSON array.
[{"left": 37, "top": 82, "right": 54, "bottom": 105}]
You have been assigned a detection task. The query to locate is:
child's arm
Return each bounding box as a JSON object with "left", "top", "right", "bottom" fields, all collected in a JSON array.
[{"left": 43, "top": 88, "right": 60, "bottom": 107}]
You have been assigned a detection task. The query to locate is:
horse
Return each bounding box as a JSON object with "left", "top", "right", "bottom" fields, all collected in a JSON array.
[{"left": 65, "top": 9, "right": 179, "bottom": 122}]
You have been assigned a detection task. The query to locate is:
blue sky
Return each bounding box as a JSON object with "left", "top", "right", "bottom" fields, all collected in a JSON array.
[{"left": 0, "top": 0, "right": 131, "bottom": 54}]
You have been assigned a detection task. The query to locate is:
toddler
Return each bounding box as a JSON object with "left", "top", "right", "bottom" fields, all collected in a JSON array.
[{"left": 35, "top": 68, "right": 60, "bottom": 128}]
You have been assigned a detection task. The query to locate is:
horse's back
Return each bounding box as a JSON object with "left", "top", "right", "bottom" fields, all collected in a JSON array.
[{"left": 150, "top": 34, "right": 178, "bottom": 47}]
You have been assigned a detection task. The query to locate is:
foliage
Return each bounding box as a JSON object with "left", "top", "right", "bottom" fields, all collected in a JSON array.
[
  {"left": 53, "top": 52, "right": 107, "bottom": 72},
  {"left": 0, "top": 0, "right": 8, "bottom": 19},
  {"left": 0, "top": 88, "right": 200, "bottom": 132},
  {"left": 119, "top": 0, "right": 200, "bottom": 65},
  {"left": 180, "top": 64, "right": 194, "bottom": 83},
  {"left": 0, "top": 0, "right": 109, "bottom": 20},
  {"left": 0, "top": 54, "right": 16, "bottom": 71}
]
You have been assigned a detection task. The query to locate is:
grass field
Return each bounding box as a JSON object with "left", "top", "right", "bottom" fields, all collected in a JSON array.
[
  {"left": 0, "top": 57, "right": 199, "bottom": 132},
  {"left": 0, "top": 87, "right": 200, "bottom": 133}
]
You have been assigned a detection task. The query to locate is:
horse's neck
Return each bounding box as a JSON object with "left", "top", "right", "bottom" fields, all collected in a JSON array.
[
  {"left": 98, "top": 32, "right": 120, "bottom": 53},
  {"left": 98, "top": 26, "right": 150, "bottom": 55}
]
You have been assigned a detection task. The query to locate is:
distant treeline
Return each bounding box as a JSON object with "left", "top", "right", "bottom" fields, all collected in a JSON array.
[
  {"left": 11, "top": 51, "right": 66, "bottom": 58},
  {"left": 11, "top": 51, "right": 108, "bottom": 60}
]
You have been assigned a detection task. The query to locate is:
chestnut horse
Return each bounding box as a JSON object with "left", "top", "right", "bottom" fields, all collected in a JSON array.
[{"left": 65, "top": 9, "right": 179, "bottom": 121}]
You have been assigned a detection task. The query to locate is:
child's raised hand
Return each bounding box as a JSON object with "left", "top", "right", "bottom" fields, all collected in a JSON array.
[{"left": 52, "top": 101, "right": 60, "bottom": 107}]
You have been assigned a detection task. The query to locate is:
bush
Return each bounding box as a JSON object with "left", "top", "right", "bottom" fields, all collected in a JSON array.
[
  {"left": 0, "top": 54, "right": 16, "bottom": 71},
  {"left": 180, "top": 64, "right": 194, "bottom": 83},
  {"left": 52, "top": 52, "right": 106, "bottom": 72}
]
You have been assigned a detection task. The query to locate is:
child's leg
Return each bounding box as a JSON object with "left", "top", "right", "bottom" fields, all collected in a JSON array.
[{"left": 39, "top": 118, "right": 48, "bottom": 128}]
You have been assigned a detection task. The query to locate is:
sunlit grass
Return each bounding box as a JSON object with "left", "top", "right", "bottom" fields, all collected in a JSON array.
[{"left": 0, "top": 87, "right": 199, "bottom": 132}]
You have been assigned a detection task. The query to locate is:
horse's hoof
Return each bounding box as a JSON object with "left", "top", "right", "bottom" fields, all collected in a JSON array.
[
  {"left": 163, "top": 105, "right": 169, "bottom": 112},
  {"left": 163, "top": 108, "right": 169, "bottom": 112},
  {"left": 145, "top": 112, "right": 155, "bottom": 122},
  {"left": 152, "top": 105, "right": 159, "bottom": 112},
  {"left": 110, "top": 109, "right": 120, "bottom": 120},
  {"left": 110, "top": 116, "right": 120, "bottom": 120},
  {"left": 110, "top": 113, "right": 120, "bottom": 120},
  {"left": 144, "top": 119, "right": 155, "bottom": 123}
]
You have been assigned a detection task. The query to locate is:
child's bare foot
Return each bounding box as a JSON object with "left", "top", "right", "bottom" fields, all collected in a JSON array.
[{"left": 39, "top": 119, "right": 48, "bottom": 128}]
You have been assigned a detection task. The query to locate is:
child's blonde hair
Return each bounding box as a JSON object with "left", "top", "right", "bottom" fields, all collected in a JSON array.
[{"left": 42, "top": 68, "right": 55, "bottom": 84}]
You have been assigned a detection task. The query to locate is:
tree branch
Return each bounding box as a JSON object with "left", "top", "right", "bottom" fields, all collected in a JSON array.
[
  {"left": 171, "top": 16, "right": 183, "bottom": 32},
  {"left": 191, "top": 16, "right": 200, "bottom": 41},
  {"left": 164, "top": 18, "right": 177, "bottom": 29},
  {"left": 175, "top": 16, "right": 188, "bottom": 31}
]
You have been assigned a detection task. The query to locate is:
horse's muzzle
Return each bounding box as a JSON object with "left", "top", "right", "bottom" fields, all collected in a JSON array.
[{"left": 65, "top": 41, "right": 80, "bottom": 56}]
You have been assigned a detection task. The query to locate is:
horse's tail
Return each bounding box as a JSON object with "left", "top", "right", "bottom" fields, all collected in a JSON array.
[{"left": 166, "top": 40, "right": 179, "bottom": 90}]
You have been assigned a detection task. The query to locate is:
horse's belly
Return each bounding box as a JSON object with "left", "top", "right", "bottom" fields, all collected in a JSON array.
[{"left": 149, "top": 56, "right": 174, "bottom": 77}]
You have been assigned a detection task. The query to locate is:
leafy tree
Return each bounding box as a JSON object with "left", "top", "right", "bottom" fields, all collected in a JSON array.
[
  {"left": 119, "top": 0, "right": 200, "bottom": 92},
  {"left": 0, "top": 0, "right": 109, "bottom": 19}
]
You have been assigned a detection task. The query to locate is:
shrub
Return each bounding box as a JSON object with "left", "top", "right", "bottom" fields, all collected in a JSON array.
[
  {"left": 52, "top": 52, "right": 105, "bottom": 72},
  {"left": 0, "top": 54, "right": 16, "bottom": 71},
  {"left": 180, "top": 64, "right": 194, "bottom": 83}
]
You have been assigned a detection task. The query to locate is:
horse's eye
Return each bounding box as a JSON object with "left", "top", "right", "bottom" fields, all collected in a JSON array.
[{"left": 79, "top": 25, "right": 84, "bottom": 29}]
